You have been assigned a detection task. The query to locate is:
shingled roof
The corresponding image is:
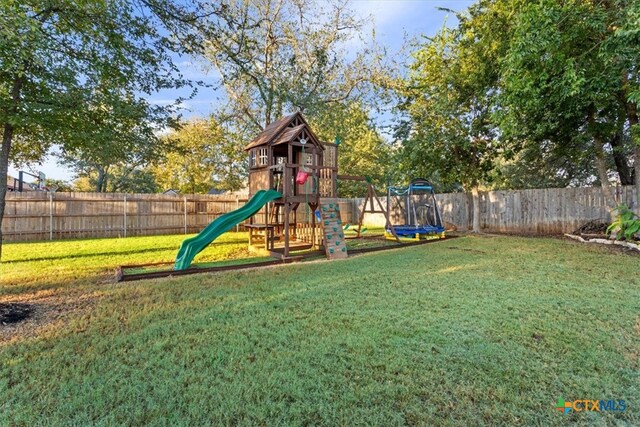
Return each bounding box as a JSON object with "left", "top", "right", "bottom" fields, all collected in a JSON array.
[{"left": 244, "top": 112, "right": 323, "bottom": 151}]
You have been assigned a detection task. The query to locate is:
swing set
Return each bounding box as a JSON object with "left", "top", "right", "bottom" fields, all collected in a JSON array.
[{"left": 386, "top": 178, "right": 446, "bottom": 240}]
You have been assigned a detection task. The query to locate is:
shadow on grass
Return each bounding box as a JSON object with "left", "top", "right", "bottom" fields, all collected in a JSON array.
[{"left": 4, "top": 238, "right": 248, "bottom": 264}]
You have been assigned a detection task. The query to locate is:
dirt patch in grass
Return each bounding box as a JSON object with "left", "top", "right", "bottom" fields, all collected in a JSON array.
[
  {"left": 446, "top": 246, "right": 487, "bottom": 255},
  {"left": 0, "top": 290, "right": 99, "bottom": 344},
  {"left": 0, "top": 303, "right": 33, "bottom": 325}
]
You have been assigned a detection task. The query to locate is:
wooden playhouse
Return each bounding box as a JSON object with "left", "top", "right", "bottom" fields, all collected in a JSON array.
[{"left": 244, "top": 112, "right": 348, "bottom": 259}]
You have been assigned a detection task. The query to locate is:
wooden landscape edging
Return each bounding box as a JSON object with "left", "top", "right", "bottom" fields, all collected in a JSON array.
[
  {"left": 116, "top": 258, "right": 298, "bottom": 282},
  {"left": 116, "top": 235, "right": 456, "bottom": 283}
]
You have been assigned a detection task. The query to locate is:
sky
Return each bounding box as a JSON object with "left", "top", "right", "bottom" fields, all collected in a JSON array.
[{"left": 9, "top": 0, "right": 476, "bottom": 183}]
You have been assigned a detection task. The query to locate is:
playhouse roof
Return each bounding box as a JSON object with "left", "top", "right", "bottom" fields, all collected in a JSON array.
[{"left": 244, "top": 112, "right": 324, "bottom": 151}]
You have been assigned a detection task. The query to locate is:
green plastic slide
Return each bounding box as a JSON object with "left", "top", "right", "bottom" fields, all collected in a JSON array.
[{"left": 174, "top": 189, "right": 282, "bottom": 270}]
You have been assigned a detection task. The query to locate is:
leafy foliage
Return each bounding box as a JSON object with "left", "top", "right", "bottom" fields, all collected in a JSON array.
[
  {"left": 308, "top": 103, "right": 391, "bottom": 197},
  {"left": 69, "top": 165, "right": 159, "bottom": 194},
  {"left": 43, "top": 178, "right": 73, "bottom": 192},
  {"left": 152, "top": 118, "right": 247, "bottom": 194},
  {"left": 202, "top": 0, "right": 389, "bottom": 129},
  {"left": 0, "top": 0, "right": 218, "bottom": 255},
  {"left": 607, "top": 204, "right": 640, "bottom": 241},
  {"left": 399, "top": 27, "right": 499, "bottom": 192},
  {"left": 497, "top": 0, "right": 639, "bottom": 199}
]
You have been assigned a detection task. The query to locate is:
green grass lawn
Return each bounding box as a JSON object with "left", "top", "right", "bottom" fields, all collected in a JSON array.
[
  {"left": 1, "top": 234, "right": 639, "bottom": 426},
  {"left": 1, "top": 232, "right": 252, "bottom": 294}
]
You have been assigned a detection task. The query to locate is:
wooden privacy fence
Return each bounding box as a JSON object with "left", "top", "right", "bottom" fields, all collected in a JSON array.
[
  {"left": 2, "top": 186, "right": 638, "bottom": 242},
  {"left": 448, "top": 185, "right": 637, "bottom": 234},
  {"left": 2, "top": 192, "right": 249, "bottom": 242},
  {"left": 371, "top": 185, "right": 636, "bottom": 235}
]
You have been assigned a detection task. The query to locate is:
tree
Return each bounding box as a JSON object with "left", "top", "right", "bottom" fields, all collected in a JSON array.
[
  {"left": 203, "top": 0, "right": 387, "bottom": 130},
  {"left": 69, "top": 163, "right": 159, "bottom": 193},
  {"left": 58, "top": 99, "right": 174, "bottom": 192},
  {"left": 44, "top": 178, "right": 73, "bottom": 192},
  {"left": 307, "top": 102, "right": 391, "bottom": 197},
  {"left": 0, "top": 0, "right": 218, "bottom": 257},
  {"left": 398, "top": 28, "right": 499, "bottom": 232},
  {"left": 498, "top": 0, "right": 640, "bottom": 208},
  {"left": 152, "top": 118, "right": 247, "bottom": 194},
  {"left": 613, "top": 0, "right": 640, "bottom": 213}
]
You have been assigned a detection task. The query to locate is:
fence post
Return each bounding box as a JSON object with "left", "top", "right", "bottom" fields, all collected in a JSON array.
[
  {"left": 123, "top": 195, "right": 127, "bottom": 237},
  {"left": 49, "top": 191, "right": 53, "bottom": 241},
  {"left": 235, "top": 195, "right": 240, "bottom": 232},
  {"left": 183, "top": 196, "right": 188, "bottom": 234}
]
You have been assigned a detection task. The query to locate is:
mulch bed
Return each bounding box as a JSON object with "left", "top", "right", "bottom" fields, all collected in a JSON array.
[
  {"left": 565, "top": 219, "right": 640, "bottom": 256},
  {"left": 572, "top": 219, "right": 609, "bottom": 236}
]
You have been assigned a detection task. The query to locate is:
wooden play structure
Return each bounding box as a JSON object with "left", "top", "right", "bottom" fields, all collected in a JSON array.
[
  {"left": 118, "top": 112, "right": 450, "bottom": 280},
  {"left": 244, "top": 112, "right": 397, "bottom": 260}
]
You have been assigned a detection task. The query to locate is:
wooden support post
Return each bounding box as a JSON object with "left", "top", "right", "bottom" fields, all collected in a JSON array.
[
  {"left": 284, "top": 203, "right": 291, "bottom": 257},
  {"left": 373, "top": 185, "right": 400, "bottom": 243},
  {"left": 49, "top": 191, "right": 53, "bottom": 241},
  {"left": 235, "top": 196, "right": 240, "bottom": 232},
  {"left": 356, "top": 188, "right": 370, "bottom": 238},
  {"left": 123, "top": 194, "right": 127, "bottom": 238},
  {"left": 310, "top": 202, "right": 317, "bottom": 249},
  {"left": 369, "top": 184, "right": 375, "bottom": 212},
  {"left": 183, "top": 196, "right": 187, "bottom": 234}
]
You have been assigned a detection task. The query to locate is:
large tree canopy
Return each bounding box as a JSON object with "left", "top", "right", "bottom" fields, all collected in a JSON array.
[
  {"left": 0, "top": 0, "right": 217, "bottom": 256},
  {"left": 399, "top": 0, "right": 640, "bottom": 220},
  {"left": 497, "top": 0, "right": 640, "bottom": 207},
  {"left": 203, "top": 0, "right": 389, "bottom": 130}
]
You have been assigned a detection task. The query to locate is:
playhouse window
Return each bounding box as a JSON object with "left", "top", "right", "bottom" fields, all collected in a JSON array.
[
  {"left": 303, "top": 153, "right": 315, "bottom": 166},
  {"left": 258, "top": 148, "right": 268, "bottom": 166},
  {"left": 250, "top": 150, "right": 257, "bottom": 167}
]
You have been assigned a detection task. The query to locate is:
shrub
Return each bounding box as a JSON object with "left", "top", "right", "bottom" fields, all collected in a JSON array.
[{"left": 607, "top": 204, "right": 640, "bottom": 241}]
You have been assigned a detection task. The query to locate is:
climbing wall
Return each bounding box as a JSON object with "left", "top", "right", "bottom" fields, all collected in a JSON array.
[{"left": 320, "top": 203, "right": 348, "bottom": 259}]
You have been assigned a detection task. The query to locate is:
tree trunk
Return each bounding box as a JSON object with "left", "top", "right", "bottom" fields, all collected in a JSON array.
[
  {"left": 609, "top": 131, "right": 633, "bottom": 185},
  {"left": 95, "top": 168, "right": 105, "bottom": 193},
  {"left": 0, "top": 123, "right": 14, "bottom": 261},
  {"left": 588, "top": 110, "right": 616, "bottom": 209},
  {"left": 0, "top": 77, "right": 24, "bottom": 261},
  {"left": 625, "top": 110, "right": 640, "bottom": 216},
  {"left": 635, "top": 145, "right": 640, "bottom": 216},
  {"left": 593, "top": 136, "right": 617, "bottom": 209},
  {"left": 621, "top": 74, "right": 640, "bottom": 215},
  {"left": 471, "top": 185, "right": 481, "bottom": 233}
]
